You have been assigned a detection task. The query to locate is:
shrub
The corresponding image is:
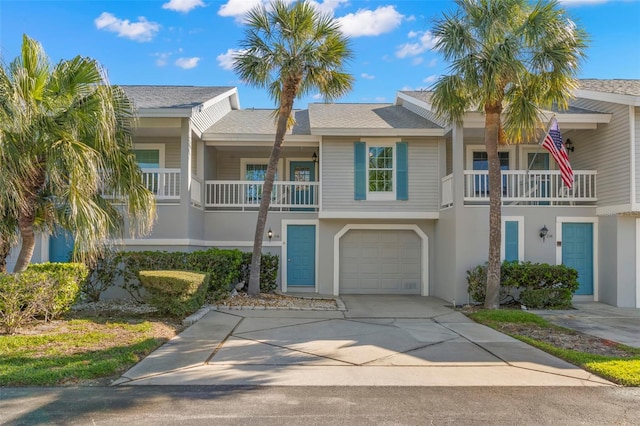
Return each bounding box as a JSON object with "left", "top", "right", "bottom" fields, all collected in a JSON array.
[
  {"left": 467, "top": 261, "right": 579, "bottom": 309},
  {"left": 82, "top": 251, "right": 120, "bottom": 302},
  {"left": 138, "top": 270, "right": 209, "bottom": 316},
  {"left": 239, "top": 252, "right": 279, "bottom": 293},
  {"left": 0, "top": 263, "right": 87, "bottom": 333},
  {"left": 25, "top": 263, "right": 88, "bottom": 321},
  {"left": 0, "top": 273, "right": 39, "bottom": 334}
]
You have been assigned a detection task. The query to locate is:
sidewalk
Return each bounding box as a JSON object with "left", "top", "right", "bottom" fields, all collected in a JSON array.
[
  {"left": 531, "top": 302, "right": 640, "bottom": 348},
  {"left": 115, "top": 296, "right": 614, "bottom": 387}
]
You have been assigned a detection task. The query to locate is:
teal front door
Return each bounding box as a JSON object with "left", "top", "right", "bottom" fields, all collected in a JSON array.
[
  {"left": 562, "top": 223, "right": 594, "bottom": 295},
  {"left": 289, "top": 161, "right": 315, "bottom": 210},
  {"left": 49, "top": 230, "right": 74, "bottom": 262},
  {"left": 287, "top": 224, "right": 315, "bottom": 286}
]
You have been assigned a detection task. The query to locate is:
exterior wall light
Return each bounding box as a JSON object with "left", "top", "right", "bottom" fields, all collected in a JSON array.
[
  {"left": 565, "top": 138, "right": 575, "bottom": 152},
  {"left": 539, "top": 225, "right": 549, "bottom": 242},
  {"left": 312, "top": 152, "right": 318, "bottom": 164},
  {"left": 267, "top": 228, "right": 273, "bottom": 241}
]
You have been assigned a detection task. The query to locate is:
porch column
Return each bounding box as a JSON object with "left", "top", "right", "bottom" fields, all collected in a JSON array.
[
  {"left": 451, "top": 125, "right": 465, "bottom": 208},
  {"left": 180, "top": 118, "right": 192, "bottom": 210}
]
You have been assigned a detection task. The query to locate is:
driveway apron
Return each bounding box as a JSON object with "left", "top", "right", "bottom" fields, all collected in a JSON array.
[{"left": 116, "top": 295, "right": 613, "bottom": 387}]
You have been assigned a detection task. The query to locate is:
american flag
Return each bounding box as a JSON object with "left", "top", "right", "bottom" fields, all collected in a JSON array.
[{"left": 541, "top": 117, "right": 573, "bottom": 188}]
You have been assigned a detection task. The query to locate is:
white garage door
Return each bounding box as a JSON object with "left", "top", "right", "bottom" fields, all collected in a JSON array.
[{"left": 340, "top": 230, "right": 421, "bottom": 294}]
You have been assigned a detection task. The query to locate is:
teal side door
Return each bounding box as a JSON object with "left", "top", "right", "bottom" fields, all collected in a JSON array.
[
  {"left": 289, "top": 161, "right": 315, "bottom": 210},
  {"left": 287, "top": 224, "right": 316, "bottom": 287},
  {"left": 562, "top": 223, "right": 594, "bottom": 295},
  {"left": 49, "top": 230, "right": 74, "bottom": 262}
]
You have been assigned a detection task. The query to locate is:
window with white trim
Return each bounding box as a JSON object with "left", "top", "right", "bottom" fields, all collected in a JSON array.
[{"left": 367, "top": 145, "right": 395, "bottom": 200}]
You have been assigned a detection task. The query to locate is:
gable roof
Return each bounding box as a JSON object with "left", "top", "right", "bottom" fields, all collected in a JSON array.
[
  {"left": 121, "top": 85, "right": 239, "bottom": 118},
  {"left": 576, "top": 79, "right": 640, "bottom": 106},
  {"left": 308, "top": 103, "right": 443, "bottom": 136},
  {"left": 203, "top": 109, "right": 312, "bottom": 142}
]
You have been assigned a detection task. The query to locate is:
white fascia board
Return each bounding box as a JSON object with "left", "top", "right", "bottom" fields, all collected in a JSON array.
[
  {"left": 319, "top": 210, "right": 439, "bottom": 219},
  {"left": 137, "top": 108, "right": 193, "bottom": 118},
  {"left": 310, "top": 128, "right": 445, "bottom": 137},
  {"left": 199, "top": 87, "right": 240, "bottom": 111},
  {"left": 576, "top": 90, "right": 640, "bottom": 107},
  {"left": 395, "top": 91, "right": 433, "bottom": 109},
  {"left": 205, "top": 136, "right": 320, "bottom": 146}
]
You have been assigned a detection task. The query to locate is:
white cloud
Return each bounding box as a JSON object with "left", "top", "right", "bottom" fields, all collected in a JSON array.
[
  {"left": 396, "top": 30, "right": 438, "bottom": 58},
  {"left": 427, "top": 58, "right": 438, "bottom": 67},
  {"left": 95, "top": 12, "right": 160, "bottom": 42},
  {"left": 218, "top": 0, "right": 262, "bottom": 21},
  {"left": 309, "top": 0, "right": 349, "bottom": 15},
  {"left": 175, "top": 57, "right": 201, "bottom": 69},
  {"left": 217, "top": 48, "right": 246, "bottom": 71},
  {"left": 162, "top": 0, "right": 205, "bottom": 13},
  {"left": 336, "top": 6, "right": 403, "bottom": 37},
  {"left": 412, "top": 57, "right": 423, "bottom": 66},
  {"left": 374, "top": 96, "right": 386, "bottom": 102},
  {"left": 361, "top": 73, "right": 375, "bottom": 80},
  {"left": 423, "top": 75, "right": 437, "bottom": 84},
  {"left": 312, "top": 93, "right": 322, "bottom": 100}
]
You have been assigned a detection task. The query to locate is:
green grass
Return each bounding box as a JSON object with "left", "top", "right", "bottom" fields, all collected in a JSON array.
[
  {"left": 468, "top": 309, "right": 640, "bottom": 387},
  {"left": 0, "top": 319, "right": 169, "bottom": 386}
]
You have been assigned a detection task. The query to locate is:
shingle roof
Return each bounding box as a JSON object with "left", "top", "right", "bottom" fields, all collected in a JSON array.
[
  {"left": 399, "top": 91, "right": 434, "bottom": 104},
  {"left": 121, "top": 85, "right": 234, "bottom": 109},
  {"left": 309, "top": 103, "right": 441, "bottom": 130},
  {"left": 578, "top": 79, "right": 640, "bottom": 96},
  {"left": 204, "top": 109, "right": 310, "bottom": 136}
]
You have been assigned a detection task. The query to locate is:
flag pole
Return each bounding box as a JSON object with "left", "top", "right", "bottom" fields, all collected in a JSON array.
[{"left": 526, "top": 114, "right": 556, "bottom": 173}]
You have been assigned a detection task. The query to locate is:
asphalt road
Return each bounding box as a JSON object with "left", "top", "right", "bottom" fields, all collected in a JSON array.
[{"left": 1, "top": 386, "right": 638, "bottom": 425}]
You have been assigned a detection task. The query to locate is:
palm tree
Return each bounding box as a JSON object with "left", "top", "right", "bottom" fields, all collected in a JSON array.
[
  {"left": 234, "top": 0, "right": 354, "bottom": 296},
  {"left": 430, "top": 0, "right": 587, "bottom": 308},
  {"left": 0, "top": 35, "right": 156, "bottom": 272}
]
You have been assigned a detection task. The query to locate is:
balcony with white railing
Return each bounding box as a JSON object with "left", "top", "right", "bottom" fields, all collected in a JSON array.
[
  {"left": 103, "top": 168, "right": 181, "bottom": 201},
  {"left": 442, "top": 170, "right": 597, "bottom": 206},
  {"left": 204, "top": 180, "right": 319, "bottom": 211}
]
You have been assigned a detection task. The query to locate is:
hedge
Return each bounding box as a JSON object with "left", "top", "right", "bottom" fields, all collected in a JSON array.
[
  {"left": 138, "top": 270, "right": 209, "bottom": 316},
  {"left": 0, "top": 262, "right": 88, "bottom": 333},
  {"left": 83, "top": 248, "right": 279, "bottom": 302},
  {"left": 467, "top": 261, "right": 579, "bottom": 309}
]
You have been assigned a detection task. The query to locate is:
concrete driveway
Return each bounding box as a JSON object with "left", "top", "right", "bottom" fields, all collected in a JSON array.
[{"left": 116, "top": 295, "right": 613, "bottom": 387}]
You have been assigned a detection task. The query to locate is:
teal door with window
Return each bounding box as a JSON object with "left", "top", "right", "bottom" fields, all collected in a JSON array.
[
  {"left": 289, "top": 161, "right": 315, "bottom": 210},
  {"left": 49, "top": 230, "right": 74, "bottom": 263},
  {"left": 287, "top": 224, "right": 315, "bottom": 286},
  {"left": 562, "top": 223, "right": 594, "bottom": 295}
]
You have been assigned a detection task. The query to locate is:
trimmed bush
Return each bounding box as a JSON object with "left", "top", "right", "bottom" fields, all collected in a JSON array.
[
  {"left": 467, "top": 261, "right": 579, "bottom": 309},
  {"left": 26, "top": 263, "right": 88, "bottom": 320},
  {"left": 0, "top": 262, "right": 88, "bottom": 333},
  {"left": 138, "top": 270, "right": 209, "bottom": 316}
]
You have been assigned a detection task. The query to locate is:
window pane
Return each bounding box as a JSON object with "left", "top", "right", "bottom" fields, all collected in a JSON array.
[
  {"left": 134, "top": 149, "right": 160, "bottom": 169},
  {"left": 368, "top": 146, "right": 393, "bottom": 193},
  {"left": 245, "top": 164, "right": 268, "bottom": 181}
]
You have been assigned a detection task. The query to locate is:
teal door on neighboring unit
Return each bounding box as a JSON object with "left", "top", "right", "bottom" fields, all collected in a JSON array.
[
  {"left": 562, "top": 223, "right": 594, "bottom": 295},
  {"left": 287, "top": 224, "right": 316, "bottom": 286},
  {"left": 289, "top": 161, "right": 315, "bottom": 210},
  {"left": 49, "top": 230, "right": 74, "bottom": 262}
]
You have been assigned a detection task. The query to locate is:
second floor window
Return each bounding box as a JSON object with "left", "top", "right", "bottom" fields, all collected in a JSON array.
[{"left": 368, "top": 145, "right": 394, "bottom": 199}]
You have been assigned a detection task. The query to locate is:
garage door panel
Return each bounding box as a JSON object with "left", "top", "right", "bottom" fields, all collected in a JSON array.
[{"left": 340, "top": 229, "right": 421, "bottom": 294}]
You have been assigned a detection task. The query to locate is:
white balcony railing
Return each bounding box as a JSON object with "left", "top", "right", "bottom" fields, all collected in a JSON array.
[
  {"left": 102, "top": 168, "right": 180, "bottom": 200},
  {"left": 205, "top": 180, "right": 319, "bottom": 210},
  {"left": 462, "top": 170, "right": 597, "bottom": 204}
]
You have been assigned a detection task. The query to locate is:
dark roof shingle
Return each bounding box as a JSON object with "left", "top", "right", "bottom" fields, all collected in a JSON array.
[{"left": 121, "top": 85, "right": 234, "bottom": 109}]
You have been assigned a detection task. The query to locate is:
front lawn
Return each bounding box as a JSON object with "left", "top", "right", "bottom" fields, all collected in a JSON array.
[
  {"left": 0, "top": 312, "right": 181, "bottom": 386},
  {"left": 467, "top": 309, "right": 640, "bottom": 386}
]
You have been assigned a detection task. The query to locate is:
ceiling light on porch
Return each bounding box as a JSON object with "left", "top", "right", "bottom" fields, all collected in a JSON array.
[{"left": 312, "top": 152, "right": 318, "bottom": 163}]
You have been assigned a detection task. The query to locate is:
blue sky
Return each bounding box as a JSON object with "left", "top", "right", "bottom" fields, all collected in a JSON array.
[{"left": 1, "top": 0, "right": 639, "bottom": 108}]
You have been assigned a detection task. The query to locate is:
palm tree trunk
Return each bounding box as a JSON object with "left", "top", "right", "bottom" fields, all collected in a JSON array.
[
  {"left": 247, "top": 87, "right": 297, "bottom": 297},
  {"left": 484, "top": 106, "right": 503, "bottom": 309},
  {"left": 13, "top": 169, "right": 46, "bottom": 273}
]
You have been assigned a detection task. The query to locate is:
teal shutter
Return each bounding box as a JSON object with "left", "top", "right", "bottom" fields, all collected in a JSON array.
[
  {"left": 396, "top": 142, "right": 408, "bottom": 200},
  {"left": 504, "top": 221, "right": 519, "bottom": 261},
  {"left": 354, "top": 142, "right": 366, "bottom": 200}
]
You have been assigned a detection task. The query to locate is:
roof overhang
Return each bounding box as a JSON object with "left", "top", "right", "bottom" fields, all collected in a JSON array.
[
  {"left": 205, "top": 134, "right": 319, "bottom": 146},
  {"left": 576, "top": 89, "right": 640, "bottom": 107},
  {"left": 310, "top": 128, "right": 445, "bottom": 137}
]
